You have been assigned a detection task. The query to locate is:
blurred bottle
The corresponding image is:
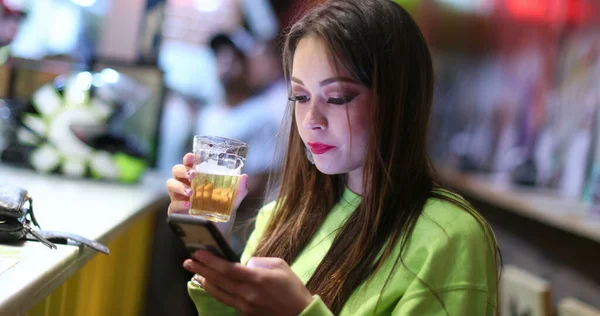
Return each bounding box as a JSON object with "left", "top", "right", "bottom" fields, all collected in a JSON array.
[
  {"left": 0, "top": 99, "right": 18, "bottom": 154},
  {"left": 0, "top": 100, "right": 8, "bottom": 152}
]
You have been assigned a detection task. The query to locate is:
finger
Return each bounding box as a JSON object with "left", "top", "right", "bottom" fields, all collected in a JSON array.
[
  {"left": 193, "top": 250, "right": 257, "bottom": 282},
  {"left": 171, "top": 164, "right": 195, "bottom": 185},
  {"left": 166, "top": 178, "right": 193, "bottom": 199},
  {"left": 243, "top": 310, "right": 268, "bottom": 316},
  {"left": 183, "top": 153, "right": 195, "bottom": 167},
  {"left": 184, "top": 261, "right": 250, "bottom": 312},
  {"left": 246, "top": 257, "right": 287, "bottom": 270},
  {"left": 186, "top": 259, "right": 248, "bottom": 297},
  {"left": 203, "top": 279, "right": 253, "bottom": 314},
  {"left": 231, "top": 174, "right": 249, "bottom": 212},
  {"left": 168, "top": 200, "right": 191, "bottom": 215},
  {"left": 197, "top": 262, "right": 266, "bottom": 312}
]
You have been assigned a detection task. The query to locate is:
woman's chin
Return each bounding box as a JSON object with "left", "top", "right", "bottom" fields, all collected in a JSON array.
[{"left": 313, "top": 161, "right": 346, "bottom": 175}]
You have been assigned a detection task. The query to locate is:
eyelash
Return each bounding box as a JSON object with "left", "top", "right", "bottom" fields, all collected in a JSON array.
[
  {"left": 288, "top": 95, "right": 310, "bottom": 103},
  {"left": 327, "top": 96, "right": 355, "bottom": 105},
  {"left": 288, "top": 95, "right": 356, "bottom": 105}
]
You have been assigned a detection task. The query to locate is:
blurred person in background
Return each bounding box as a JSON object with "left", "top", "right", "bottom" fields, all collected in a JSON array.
[
  {"left": 0, "top": 0, "right": 25, "bottom": 154},
  {"left": 247, "top": 37, "right": 288, "bottom": 134},
  {"left": 0, "top": 0, "right": 24, "bottom": 50},
  {"left": 196, "top": 29, "right": 286, "bottom": 251}
]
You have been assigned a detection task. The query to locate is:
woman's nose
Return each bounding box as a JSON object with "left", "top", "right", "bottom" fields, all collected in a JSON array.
[{"left": 302, "top": 103, "right": 327, "bottom": 131}]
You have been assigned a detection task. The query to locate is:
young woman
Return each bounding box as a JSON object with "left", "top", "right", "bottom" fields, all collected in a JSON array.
[{"left": 166, "top": 0, "right": 499, "bottom": 315}]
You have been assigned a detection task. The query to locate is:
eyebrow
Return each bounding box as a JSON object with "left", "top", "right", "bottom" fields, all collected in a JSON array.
[{"left": 291, "top": 76, "right": 359, "bottom": 87}]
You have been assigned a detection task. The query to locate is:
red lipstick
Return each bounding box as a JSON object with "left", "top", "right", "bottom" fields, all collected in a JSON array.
[{"left": 307, "top": 142, "right": 336, "bottom": 154}]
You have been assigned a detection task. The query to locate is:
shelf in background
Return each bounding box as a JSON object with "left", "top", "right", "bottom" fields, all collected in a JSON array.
[{"left": 435, "top": 165, "right": 600, "bottom": 244}]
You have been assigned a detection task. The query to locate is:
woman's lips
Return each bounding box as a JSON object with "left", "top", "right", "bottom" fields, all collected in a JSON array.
[{"left": 307, "top": 142, "right": 336, "bottom": 154}]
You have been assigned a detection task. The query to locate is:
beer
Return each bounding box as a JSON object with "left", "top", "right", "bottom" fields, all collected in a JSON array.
[
  {"left": 189, "top": 172, "right": 241, "bottom": 222},
  {"left": 190, "top": 135, "right": 247, "bottom": 221}
]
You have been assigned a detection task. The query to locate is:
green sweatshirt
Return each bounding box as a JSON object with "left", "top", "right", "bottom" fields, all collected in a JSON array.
[{"left": 188, "top": 188, "right": 498, "bottom": 315}]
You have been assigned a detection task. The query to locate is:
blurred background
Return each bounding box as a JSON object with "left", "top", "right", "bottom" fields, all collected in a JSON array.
[{"left": 0, "top": 0, "right": 599, "bottom": 315}]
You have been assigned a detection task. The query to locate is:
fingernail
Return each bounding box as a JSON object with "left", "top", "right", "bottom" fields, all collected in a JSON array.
[
  {"left": 187, "top": 170, "right": 196, "bottom": 178},
  {"left": 184, "top": 202, "right": 190, "bottom": 208},
  {"left": 184, "top": 260, "right": 192, "bottom": 269},
  {"left": 184, "top": 187, "right": 193, "bottom": 196}
]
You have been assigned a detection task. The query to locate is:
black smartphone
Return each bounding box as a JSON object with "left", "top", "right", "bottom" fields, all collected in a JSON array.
[{"left": 167, "top": 213, "right": 240, "bottom": 262}]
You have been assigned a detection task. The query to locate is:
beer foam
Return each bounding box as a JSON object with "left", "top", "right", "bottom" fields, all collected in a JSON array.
[{"left": 195, "top": 160, "right": 242, "bottom": 175}]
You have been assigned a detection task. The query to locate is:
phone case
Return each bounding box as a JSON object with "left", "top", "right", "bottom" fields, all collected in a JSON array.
[{"left": 167, "top": 214, "right": 240, "bottom": 262}]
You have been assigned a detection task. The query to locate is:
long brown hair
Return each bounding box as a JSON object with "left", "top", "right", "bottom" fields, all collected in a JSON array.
[{"left": 254, "top": 0, "right": 498, "bottom": 314}]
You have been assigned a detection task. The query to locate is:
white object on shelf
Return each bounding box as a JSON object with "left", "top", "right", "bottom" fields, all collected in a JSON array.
[
  {"left": 500, "top": 265, "right": 552, "bottom": 316},
  {"left": 558, "top": 297, "right": 600, "bottom": 316}
]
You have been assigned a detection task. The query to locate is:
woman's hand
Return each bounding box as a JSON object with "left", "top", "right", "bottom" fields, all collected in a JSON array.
[
  {"left": 184, "top": 251, "right": 314, "bottom": 316},
  {"left": 166, "top": 153, "right": 248, "bottom": 216}
]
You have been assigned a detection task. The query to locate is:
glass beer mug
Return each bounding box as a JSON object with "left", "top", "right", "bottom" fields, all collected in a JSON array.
[{"left": 189, "top": 136, "right": 248, "bottom": 222}]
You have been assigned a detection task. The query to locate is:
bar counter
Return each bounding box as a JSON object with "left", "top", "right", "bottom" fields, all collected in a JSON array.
[{"left": 0, "top": 164, "right": 168, "bottom": 316}]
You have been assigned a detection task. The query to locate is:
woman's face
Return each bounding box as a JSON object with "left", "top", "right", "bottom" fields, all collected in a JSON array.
[{"left": 291, "top": 37, "right": 372, "bottom": 177}]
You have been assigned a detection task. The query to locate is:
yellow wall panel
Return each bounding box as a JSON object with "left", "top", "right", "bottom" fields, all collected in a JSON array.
[{"left": 27, "top": 211, "right": 156, "bottom": 316}]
